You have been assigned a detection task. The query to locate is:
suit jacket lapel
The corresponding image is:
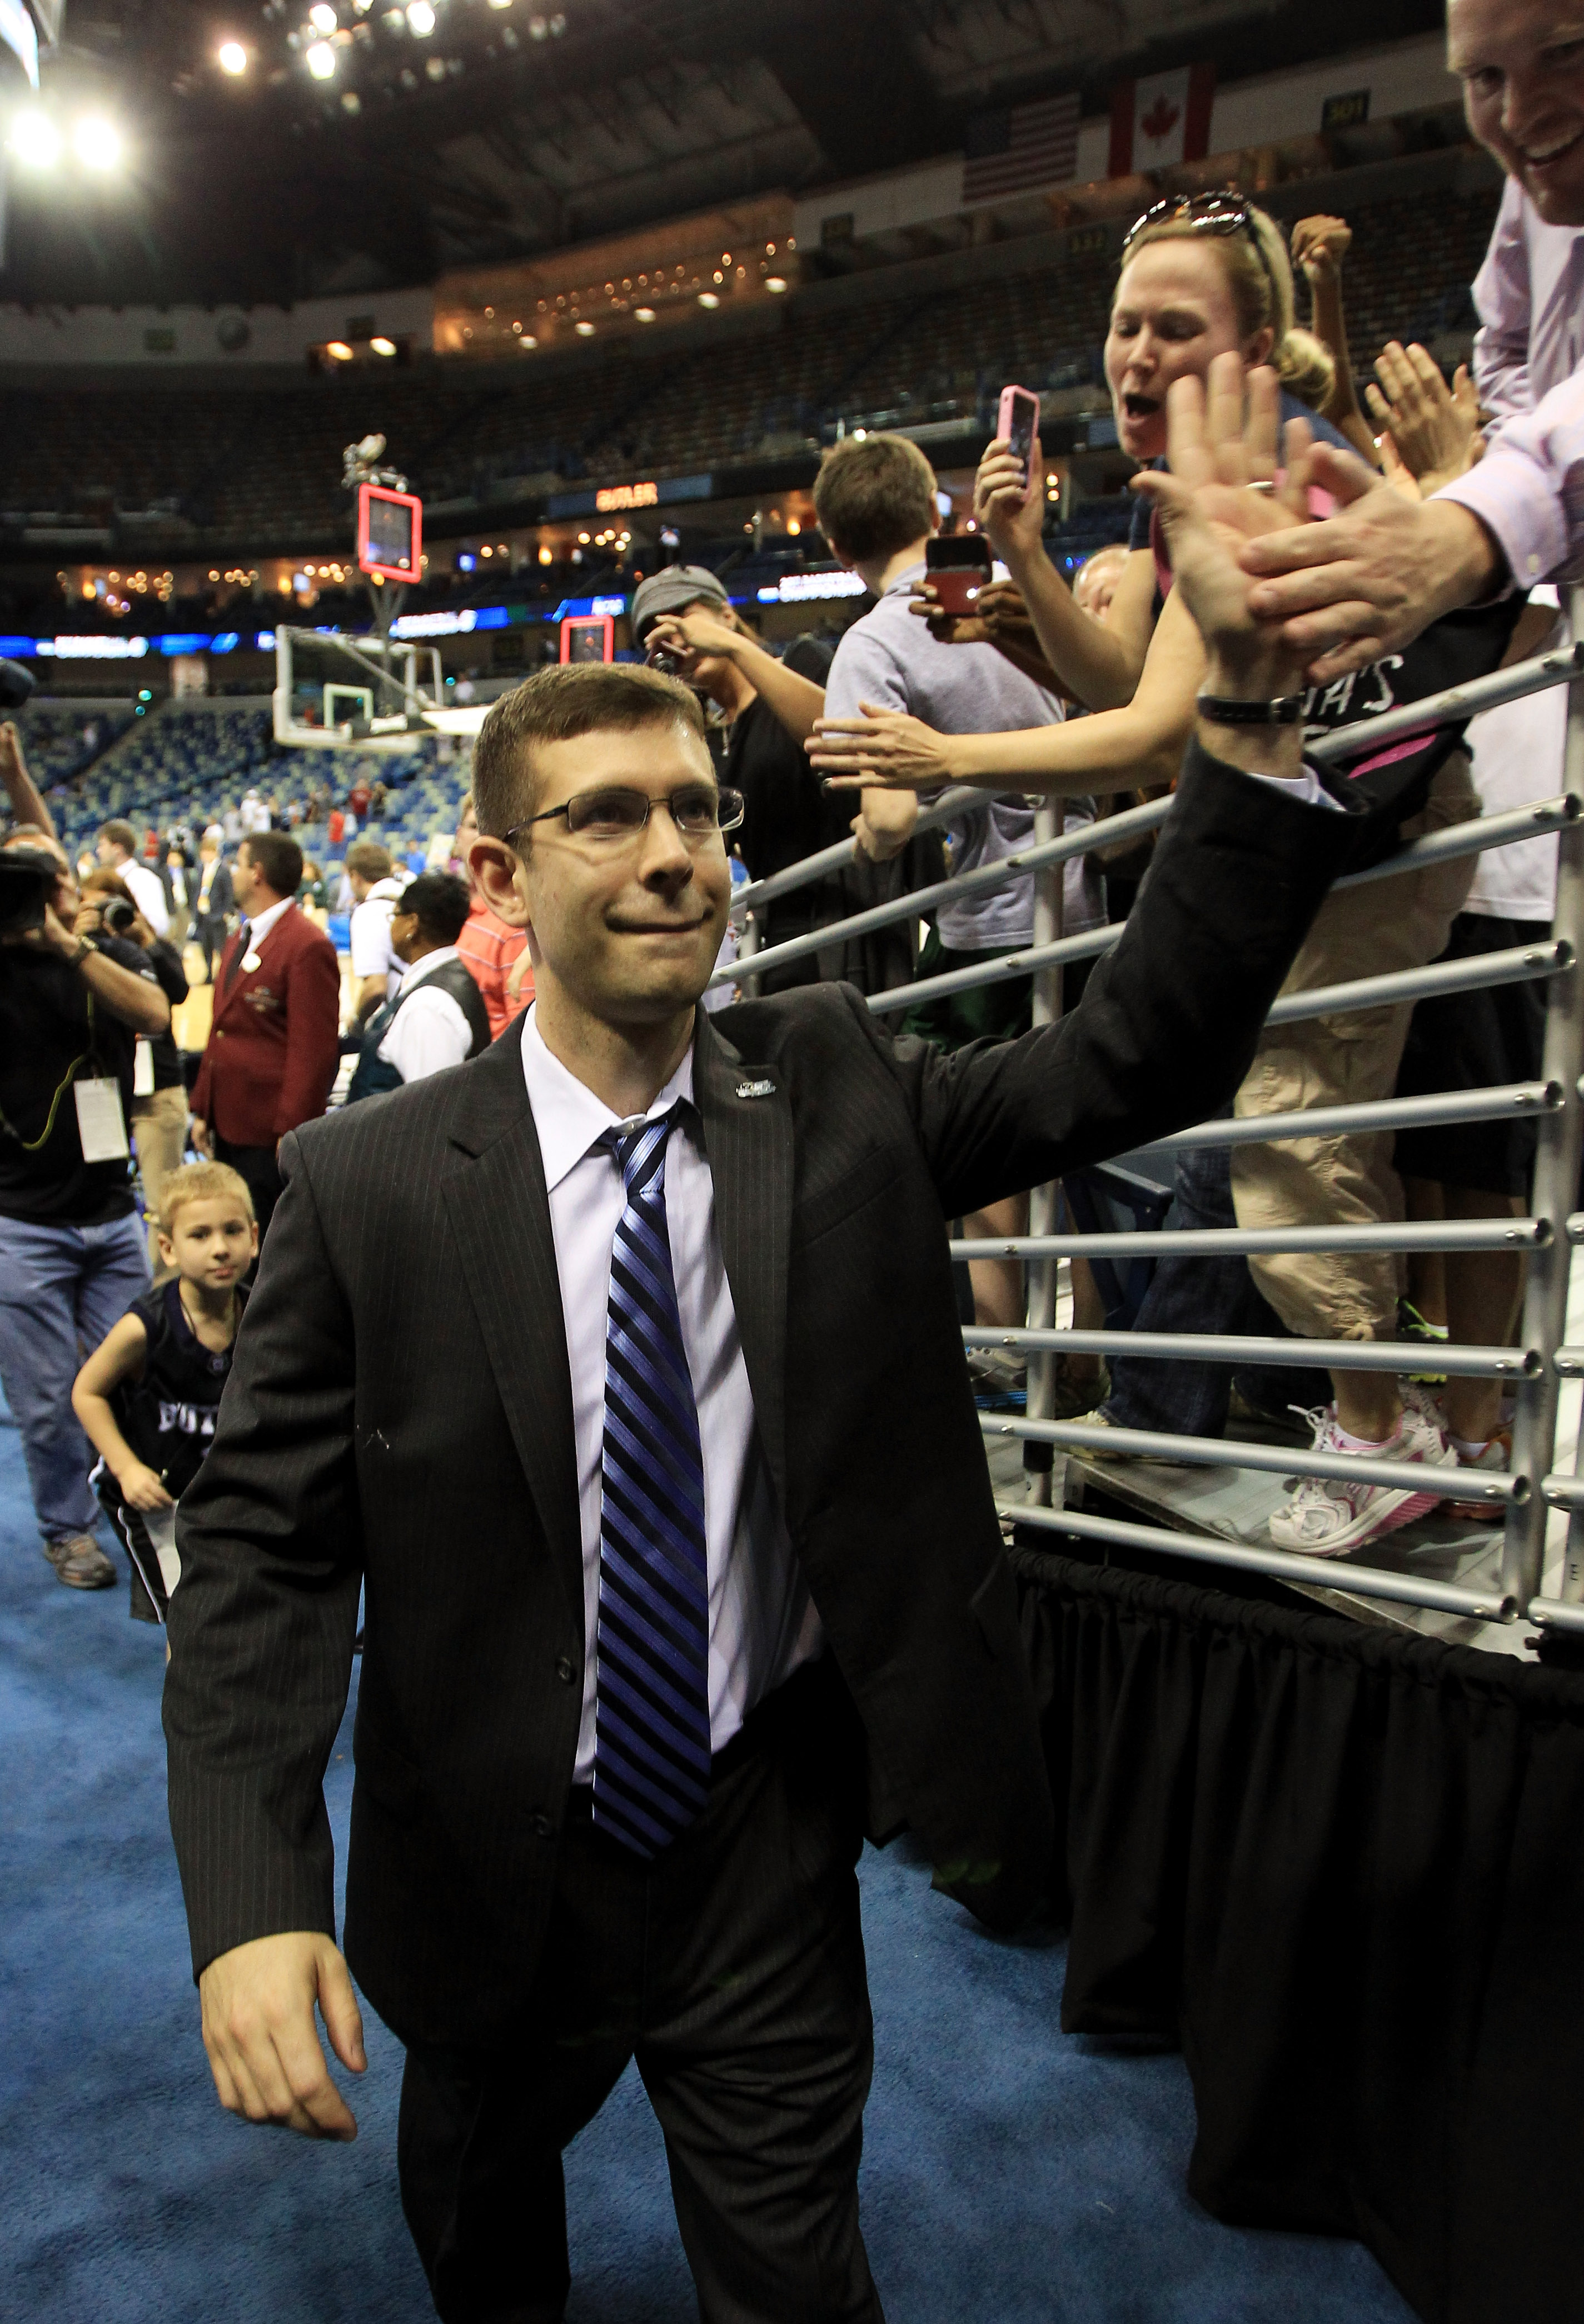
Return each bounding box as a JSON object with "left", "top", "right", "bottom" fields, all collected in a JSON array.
[
  {"left": 692, "top": 1008, "right": 793, "bottom": 1504},
  {"left": 440, "top": 1021, "right": 584, "bottom": 1623}
]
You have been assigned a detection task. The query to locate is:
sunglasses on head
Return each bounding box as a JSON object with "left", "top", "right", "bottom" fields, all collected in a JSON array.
[{"left": 1121, "top": 191, "right": 1279, "bottom": 307}]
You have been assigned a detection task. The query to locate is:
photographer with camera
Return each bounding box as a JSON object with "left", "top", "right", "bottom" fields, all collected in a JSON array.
[
  {"left": 79, "top": 869, "right": 192, "bottom": 1269},
  {"left": 0, "top": 778, "right": 172, "bottom": 1591}
]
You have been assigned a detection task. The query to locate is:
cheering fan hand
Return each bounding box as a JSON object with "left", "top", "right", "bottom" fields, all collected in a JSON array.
[{"left": 1131, "top": 357, "right": 1314, "bottom": 703}]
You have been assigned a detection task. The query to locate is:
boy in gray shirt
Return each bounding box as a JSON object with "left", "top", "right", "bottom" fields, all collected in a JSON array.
[{"left": 813, "top": 432, "right": 1074, "bottom": 1337}]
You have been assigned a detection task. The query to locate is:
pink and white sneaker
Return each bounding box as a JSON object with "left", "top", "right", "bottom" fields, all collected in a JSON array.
[{"left": 1268, "top": 1400, "right": 1461, "bottom": 1557}]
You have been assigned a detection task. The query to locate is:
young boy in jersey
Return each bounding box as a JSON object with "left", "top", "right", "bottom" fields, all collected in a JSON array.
[{"left": 72, "top": 1161, "right": 257, "bottom": 1628}]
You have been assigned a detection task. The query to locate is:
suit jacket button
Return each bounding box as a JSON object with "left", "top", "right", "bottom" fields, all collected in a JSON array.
[
  {"left": 555, "top": 1655, "right": 576, "bottom": 1685},
  {"left": 530, "top": 1811, "right": 554, "bottom": 1839}
]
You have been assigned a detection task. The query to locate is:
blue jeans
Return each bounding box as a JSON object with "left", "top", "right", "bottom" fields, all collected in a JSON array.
[
  {"left": 1103, "top": 1145, "right": 1301, "bottom": 1439},
  {"left": 0, "top": 1210, "right": 150, "bottom": 1542}
]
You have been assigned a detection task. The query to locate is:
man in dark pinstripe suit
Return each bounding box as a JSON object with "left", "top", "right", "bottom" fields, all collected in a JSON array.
[{"left": 165, "top": 388, "right": 1359, "bottom": 2324}]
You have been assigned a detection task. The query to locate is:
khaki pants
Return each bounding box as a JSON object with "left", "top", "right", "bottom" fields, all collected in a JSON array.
[
  {"left": 1231, "top": 753, "right": 1478, "bottom": 1345},
  {"left": 132, "top": 1083, "right": 190, "bottom": 1267}
]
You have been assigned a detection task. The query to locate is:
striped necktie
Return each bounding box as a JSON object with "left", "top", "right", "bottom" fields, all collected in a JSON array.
[{"left": 593, "top": 1111, "right": 711, "bottom": 1858}]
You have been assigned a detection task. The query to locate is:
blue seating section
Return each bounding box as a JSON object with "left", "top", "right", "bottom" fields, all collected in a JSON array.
[{"left": 37, "top": 703, "right": 470, "bottom": 865}]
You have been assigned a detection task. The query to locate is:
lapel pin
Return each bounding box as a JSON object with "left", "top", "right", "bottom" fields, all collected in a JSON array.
[{"left": 735, "top": 1078, "right": 775, "bottom": 1100}]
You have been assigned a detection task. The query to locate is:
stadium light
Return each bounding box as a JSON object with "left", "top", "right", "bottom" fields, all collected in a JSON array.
[
  {"left": 406, "top": 1, "right": 435, "bottom": 33},
  {"left": 370, "top": 335, "right": 396, "bottom": 355},
  {"left": 218, "top": 40, "right": 248, "bottom": 72},
  {"left": 326, "top": 340, "right": 353, "bottom": 359},
  {"left": 73, "top": 117, "right": 122, "bottom": 172},
  {"left": 306, "top": 38, "right": 336, "bottom": 74},
  {"left": 310, "top": 2, "right": 337, "bottom": 26},
  {"left": 9, "top": 109, "right": 62, "bottom": 168}
]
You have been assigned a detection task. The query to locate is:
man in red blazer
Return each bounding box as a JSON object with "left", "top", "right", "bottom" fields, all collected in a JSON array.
[{"left": 191, "top": 832, "right": 340, "bottom": 1242}]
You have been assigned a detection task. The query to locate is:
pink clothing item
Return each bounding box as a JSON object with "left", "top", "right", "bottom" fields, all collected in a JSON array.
[{"left": 1439, "top": 177, "right": 1584, "bottom": 587}]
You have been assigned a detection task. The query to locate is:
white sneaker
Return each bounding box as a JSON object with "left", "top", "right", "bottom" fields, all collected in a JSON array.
[{"left": 1268, "top": 1401, "right": 1460, "bottom": 1557}]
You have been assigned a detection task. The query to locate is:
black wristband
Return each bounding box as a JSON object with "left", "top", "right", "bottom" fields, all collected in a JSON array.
[{"left": 1197, "top": 692, "right": 1306, "bottom": 727}]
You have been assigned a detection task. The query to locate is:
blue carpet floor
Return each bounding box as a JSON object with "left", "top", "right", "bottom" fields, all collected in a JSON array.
[{"left": 0, "top": 1409, "right": 1416, "bottom": 2324}]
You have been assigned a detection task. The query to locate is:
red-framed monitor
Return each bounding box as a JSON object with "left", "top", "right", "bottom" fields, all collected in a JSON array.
[
  {"left": 357, "top": 483, "right": 423, "bottom": 583},
  {"left": 559, "top": 614, "right": 614, "bottom": 664}
]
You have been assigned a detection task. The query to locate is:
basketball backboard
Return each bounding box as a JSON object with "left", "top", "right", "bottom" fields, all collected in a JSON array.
[{"left": 273, "top": 627, "right": 444, "bottom": 751}]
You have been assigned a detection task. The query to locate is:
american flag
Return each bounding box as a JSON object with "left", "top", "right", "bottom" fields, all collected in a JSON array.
[{"left": 962, "top": 91, "right": 1082, "bottom": 205}]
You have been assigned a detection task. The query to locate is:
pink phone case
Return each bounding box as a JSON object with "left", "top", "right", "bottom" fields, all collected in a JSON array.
[{"left": 997, "top": 384, "right": 1040, "bottom": 497}]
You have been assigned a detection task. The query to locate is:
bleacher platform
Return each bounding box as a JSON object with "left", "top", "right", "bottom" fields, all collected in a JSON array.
[
  {"left": 0, "top": 184, "right": 1502, "bottom": 547},
  {"left": 31, "top": 697, "right": 470, "bottom": 869}
]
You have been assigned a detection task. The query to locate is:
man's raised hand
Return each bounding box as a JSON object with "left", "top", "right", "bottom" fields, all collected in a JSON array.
[
  {"left": 198, "top": 1929, "right": 366, "bottom": 2141},
  {"left": 1132, "top": 356, "right": 1313, "bottom": 700},
  {"left": 1236, "top": 437, "right": 1500, "bottom": 684}
]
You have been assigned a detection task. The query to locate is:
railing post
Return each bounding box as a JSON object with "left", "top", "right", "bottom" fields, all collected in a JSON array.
[
  {"left": 1508, "top": 582, "right": 1584, "bottom": 1607},
  {"left": 1025, "top": 800, "right": 1063, "bottom": 1508},
  {"left": 738, "top": 907, "right": 761, "bottom": 1000}
]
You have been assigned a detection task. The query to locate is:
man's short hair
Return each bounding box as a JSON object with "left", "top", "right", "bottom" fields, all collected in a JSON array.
[
  {"left": 239, "top": 830, "right": 302, "bottom": 899},
  {"left": 472, "top": 662, "right": 708, "bottom": 839},
  {"left": 158, "top": 1159, "right": 255, "bottom": 1235},
  {"left": 345, "top": 838, "right": 392, "bottom": 881},
  {"left": 813, "top": 433, "right": 938, "bottom": 565},
  {"left": 98, "top": 819, "right": 137, "bottom": 857},
  {"left": 398, "top": 871, "right": 471, "bottom": 947}
]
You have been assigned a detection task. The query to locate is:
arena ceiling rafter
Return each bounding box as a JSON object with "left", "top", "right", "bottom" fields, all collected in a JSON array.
[{"left": 0, "top": 0, "right": 1443, "bottom": 307}]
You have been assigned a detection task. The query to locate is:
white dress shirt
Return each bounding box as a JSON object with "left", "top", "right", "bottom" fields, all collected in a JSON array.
[
  {"left": 121, "top": 858, "right": 170, "bottom": 937},
  {"left": 241, "top": 894, "right": 293, "bottom": 954},
  {"left": 520, "top": 1006, "right": 822, "bottom": 1782},
  {"left": 351, "top": 874, "right": 411, "bottom": 1003},
  {"left": 377, "top": 945, "right": 475, "bottom": 1084}
]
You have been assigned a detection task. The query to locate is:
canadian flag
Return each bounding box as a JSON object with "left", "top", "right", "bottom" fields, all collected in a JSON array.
[{"left": 1109, "top": 64, "right": 1217, "bottom": 177}]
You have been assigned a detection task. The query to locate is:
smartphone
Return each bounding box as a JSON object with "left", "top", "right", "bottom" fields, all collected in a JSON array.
[
  {"left": 646, "top": 637, "right": 686, "bottom": 677},
  {"left": 997, "top": 384, "right": 1040, "bottom": 498},
  {"left": 924, "top": 533, "right": 993, "bottom": 616}
]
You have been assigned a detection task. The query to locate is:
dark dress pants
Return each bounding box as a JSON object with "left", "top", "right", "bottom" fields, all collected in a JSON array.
[
  {"left": 213, "top": 1134, "right": 283, "bottom": 1248},
  {"left": 1103, "top": 1141, "right": 1328, "bottom": 1436},
  {"left": 397, "top": 1675, "right": 883, "bottom": 2324}
]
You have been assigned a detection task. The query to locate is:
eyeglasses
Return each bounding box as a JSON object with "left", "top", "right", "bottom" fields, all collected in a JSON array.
[
  {"left": 1120, "top": 190, "right": 1278, "bottom": 306},
  {"left": 505, "top": 782, "right": 745, "bottom": 848}
]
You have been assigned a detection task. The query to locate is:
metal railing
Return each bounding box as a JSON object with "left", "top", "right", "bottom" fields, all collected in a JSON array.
[{"left": 720, "top": 612, "right": 1584, "bottom": 1630}]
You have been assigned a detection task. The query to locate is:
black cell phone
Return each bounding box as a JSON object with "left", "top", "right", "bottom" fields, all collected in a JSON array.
[{"left": 924, "top": 532, "right": 993, "bottom": 615}]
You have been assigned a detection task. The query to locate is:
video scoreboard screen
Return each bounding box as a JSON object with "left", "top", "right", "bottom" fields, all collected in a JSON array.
[{"left": 357, "top": 483, "right": 423, "bottom": 583}]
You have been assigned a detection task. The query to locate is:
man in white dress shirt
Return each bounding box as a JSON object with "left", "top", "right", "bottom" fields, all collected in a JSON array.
[
  {"left": 343, "top": 872, "right": 491, "bottom": 1102},
  {"left": 166, "top": 379, "right": 1365, "bottom": 2324},
  {"left": 1240, "top": 0, "right": 1584, "bottom": 672},
  {"left": 346, "top": 838, "right": 412, "bottom": 1023},
  {"left": 96, "top": 819, "right": 170, "bottom": 937}
]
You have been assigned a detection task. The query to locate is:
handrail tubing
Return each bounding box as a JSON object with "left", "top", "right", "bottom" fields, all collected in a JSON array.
[
  {"left": 985, "top": 1412, "right": 1522, "bottom": 1504},
  {"left": 713, "top": 795, "right": 1170, "bottom": 982},
  {"left": 1004, "top": 1500, "right": 1516, "bottom": 1622},
  {"left": 950, "top": 1217, "right": 1547, "bottom": 1263},
  {"left": 866, "top": 932, "right": 1568, "bottom": 1024},
  {"left": 729, "top": 642, "right": 1583, "bottom": 920},
  {"left": 1144, "top": 1077, "right": 1558, "bottom": 1155},
  {"left": 729, "top": 783, "right": 993, "bottom": 917},
  {"left": 965, "top": 1324, "right": 1539, "bottom": 1377},
  {"left": 1305, "top": 638, "right": 1584, "bottom": 762},
  {"left": 718, "top": 790, "right": 1576, "bottom": 991},
  {"left": 1526, "top": 1596, "right": 1584, "bottom": 1633}
]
